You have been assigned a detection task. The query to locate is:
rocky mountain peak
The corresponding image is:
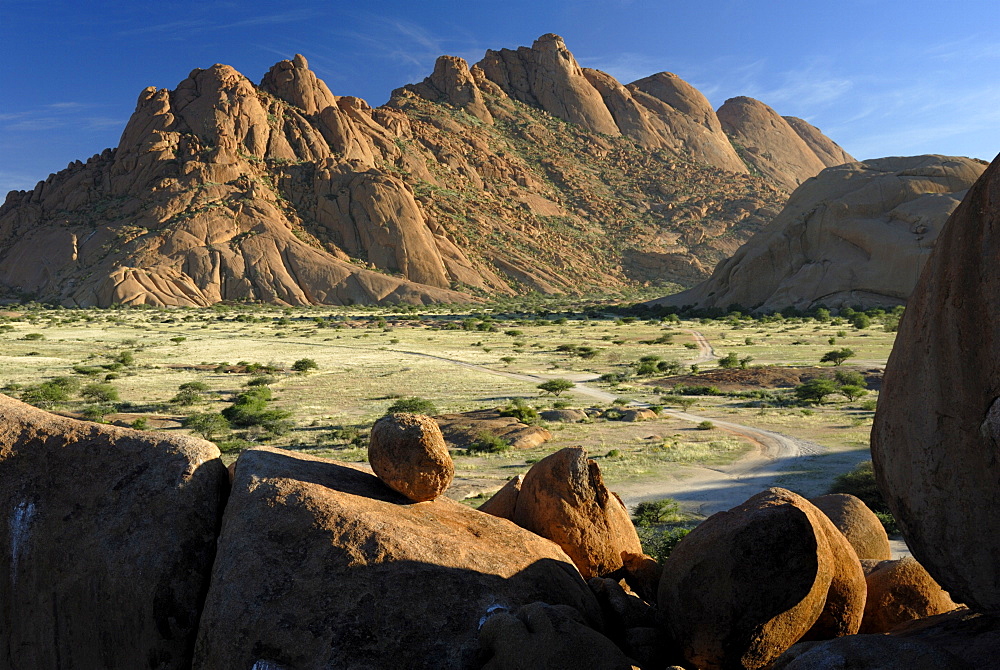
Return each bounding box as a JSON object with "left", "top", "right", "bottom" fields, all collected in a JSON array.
[
  {"left": 397, "top": 55, "right": 493, "bottom": 124},
  {"left": 260, "top": 53, "right": 336, "bottom": 116}
]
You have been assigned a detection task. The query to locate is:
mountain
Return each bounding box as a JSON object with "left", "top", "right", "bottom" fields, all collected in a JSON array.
[
  {"left": 646, "top": 155, "right": 987, "bottom": 313},
  {"left": 0, "top": 34, "right": 849, "bottom": 307}
]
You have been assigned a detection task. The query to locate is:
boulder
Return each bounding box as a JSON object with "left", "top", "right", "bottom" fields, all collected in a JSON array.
[
  {"left": 368, "top": 412, "right": 454, "bottom": 502},
  {"left": 479, "top": 474, "right": 523, "bottom": 520},
  {"left": 651, "top": 155, "right": 986, "bottom": 313},
  {"left": 479, "top": 602, "right": 637, "bottom": 670},
  {"left": 434, "top": 409, "right": 552, "bottom": 450},
  {"left": 783, "top": 116, "right": 854, "bottom": 168},
  {"left": 772, "top": 635, "right": 971, "bottom": 670},
  {"left": 810, "top": 493, "right": 892, "bottom": 560},
  {"left": 800, "top": 508, "right": 867, "bottom": 640},
  {"left": 860, "top": 557, "right": 960, "bottom": 634},
  {"left": 891, "top": 609, "right": 1000, "bottom": 669},
  {"left": 620, "top": 551, "right": 662, "bottom": 604},
  {"left": 0, "top": 394, "right": 228, "bottom": 669},
  {"left": 619, "top": 408, "right": 657, "bottom": 422},
  {"left": 512, "top": 447, "right": 643, "bottom": 579},
  {"left": 658, "top": 488, "right": 835, "bottom": 670},
  {"left": 870, "top": 154, "right": 1000, "bottom": 611},
  {"left": 193, "top": 447, "right": 601, "bottom": 669}
]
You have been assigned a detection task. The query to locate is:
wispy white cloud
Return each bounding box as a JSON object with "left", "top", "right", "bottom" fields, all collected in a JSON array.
[
  {"left": 577, "top": 52, "right": 670, "bottom": 84},
  {"left": 0, "top": 102, "right": 124, "bottom": 134}
]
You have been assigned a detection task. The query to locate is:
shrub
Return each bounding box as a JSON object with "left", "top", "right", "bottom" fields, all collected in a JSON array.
[
  {"left": 632, "top": 498, "right": 682, "bottom": 526},
  {"left": 116, "top": 350, "right": 135, "bottom": 367},
  {"left": 81, "top": 404, "right": 114, "bottom": 422},
  {"left": 171, "top": 388, "right": 203, "bottom": 406},
  {"left": 81, "top": 383, "right": 120, "bottom": 403},
  {"left": 794, "top": 378, "right": 839, "bottom": 405},
  {"left": 637, "top": 526, "right": 693, "bottom": 564},
  {"left": 21, "top": 333, "right": 44, "bottom": 341},
  {"left": 468, "top": 430, "right": 510, "bottom": 453},
  {"left": 385, "top": 396, "right": 438, "bottom": 415},
  {"left": 130, "top": 417, "right": 150, "bottom": 430},
  {"left": 246, "top": 374, "right": 276, "bottom": 387},
  {"left": 834, "top": 370, "right": 866, "bottom": 387},
  {"left": 183, "top": 412, "right": 231, "bottom": 441},
  {"left": 499, "top": 398, "right": 538, "bottom": 424},
  {"left": 291, "top": 358, "right": 318, "bottom": 373},
  {"left": 697, "top": 420, "right": 714, "bottom": 430},
  {"left": 717, "top": 352, "right": 740, "bottom": 369},
  {"left": 221, "top": 387, "right": 291, "bottom": 433},
  {"left": 839, "top": 385, "right": 868, "bottom": 402},
  {"left": 179, "top": 380, "right": 209, "bottom": 392},
  {"left": 169, "top": 336, "right": 186, "bottom": 345}
]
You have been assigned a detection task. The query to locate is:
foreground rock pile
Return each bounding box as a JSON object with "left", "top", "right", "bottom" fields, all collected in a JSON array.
[{"left": 2, "top": 397, "right": 989, "bottom": 668}]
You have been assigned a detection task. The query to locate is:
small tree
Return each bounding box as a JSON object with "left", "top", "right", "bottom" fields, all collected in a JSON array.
[
  {"left": 739, "top": 355, "right": 754, "bottom": 369},
  {"left": 81, "top": 382, "right": 120, "bottom": 403},
  {"left": 538, "top": 378, "right": 574, "bottom": 396},
  {"left": 183, "top": 412, "right": 231, "bottom": 441},
  {"left": 291, "top": 358, "right": 318, "bottom": 373},
  {"left": 717, "top": 352, "right": 740, "bottom": 369},
  {"left": 385, "top": 396, "right": 438, "bottom": 415},
  {"left": 795, "top": 378, "right": 839, "bottom": 405},
  {"left": 820, "top": 348, "right": 856, "bottom": 366},
  {"left": 839, "top": 385, "right": 868, "bottom": 402},
  {"left": 632, "top": 498, "right": 683, "bottom": 526},
  {"left": 834, "top": 370, "right": 865, "bottom": 387}
]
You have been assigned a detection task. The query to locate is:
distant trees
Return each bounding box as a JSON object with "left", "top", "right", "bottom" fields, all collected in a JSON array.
[
  {"left": 794, "top": 378, "right": 839, "bottom": 405},
  {"left": 183, "top": 412, "right": 230, "bottom": 441}
]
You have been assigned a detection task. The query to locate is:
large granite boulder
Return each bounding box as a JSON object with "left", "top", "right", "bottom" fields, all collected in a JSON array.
[
  {"left": 892, "top": 609, "right": 1000, "bottom": 669},
  {"left": 801, "top": 509, "right": 867, "bottom": 640},
  {"left": 870, "top": 155, "right": 1000, "bottom": 611},
  {"left": 0, "top": 394, "right": 228, "bottom": 669},
  {"left": 512, "top": 447, "right": 642, "bottom": 579},
  {"left": 772, "top": 635, "right": 971, "bottom": 670},
  {"left": 811, "top": 493, "right": 892, "bottom": 560},
  {"left": 193, "top": 447, "right": 601, "bottom": 669},
  {"left": 658, "top": 488, "right": 837, "bottom": 670},
  {"left": 651, "top": 155, "right": 986, "bottom": 313}
]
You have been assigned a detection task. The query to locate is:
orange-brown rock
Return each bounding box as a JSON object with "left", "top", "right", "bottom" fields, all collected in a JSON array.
[
  {"left": 0, "top": 394, "right": 228, "bottom": 669},
  {"left": 480, "top": 601, "right": 637, "bottom": 670},
  {"left": 434, "top": 409, "right": 552, "bottom": 450},
  {"left": 512, "top": 447, "right": 642, "bottom": 579},
  {"left": 891, "top": 609, "right": 1000, "bottom": 669},
  {"left": 369, "top": 413, "right": 454, "bottom": 502},
  {"left": 193, "top": 447, "right": 602, "bottom": 669},
  {"left": 870, "top": 154, "right": 1000, "bottom": 612},
  {"left": 801, "top": 509, "right": 867, "bottom": 640},
  {"left": 658, "top": 488, "right": 835, "bottom": 670},
  {"left": 620, "top": 552, "right": 662, "bottom": 604},
  {"left": 783, "top": 116, "right": 854, "bottom": 168},
  {"left": 811, "top": 493, "right": 891, "bottom": 560},
  {"left": 860, "top": 557, "right": 960, "bottom": 634},
  {"left": 652, "top": 155, "right": 986, "bottom": 313},
  {"left": 479, "top": 474, "right": 523, "bottom": 520},
  {"left": 400, "top": 55, "right": 493, "bottom": 124},
  {"left": 717, "top": 96, "right": 833, "bottom": 191}
]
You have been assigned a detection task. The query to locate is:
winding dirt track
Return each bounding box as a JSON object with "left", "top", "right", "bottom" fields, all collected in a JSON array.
[{"left": 395, "top": 332, "right": 823, "bottom": 517}]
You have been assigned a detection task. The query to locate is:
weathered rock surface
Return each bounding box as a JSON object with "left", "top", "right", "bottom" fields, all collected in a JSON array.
[
  {"left": 435, "top": 409, "right": 552, "bottom": 450},
  {"left": 512, "top": 447, "right": 642, "bottom": 579},
  {"left": 860, "top": 557, "right": 960, "bottom": 634},
  {"left": 193, "top": 447, "right": 602, "bottom": 669},
  {"left": 478, "top": 474, "right": 523, "bottom": 520},
  {"left": 652, "top": 155, "right": 987, "bottom": 313},
  {"left": 0, "top": 394, "right": 228, "bottom": 669},
  {"left": 892, "top": 609, "right": 1000, "bottom": 669},
  {"left": 811, "top": 493, "right": 891, "bottom": 560},
  {"left": 801, "top": 510, "right": 867, "bottom": 640},
  {"left": 480, "top": 601, "right": 637, "bottom": 670},
  {"left": 772, "top": 635, "right": 971, "bottom": 670},
  {"left": 717, "top": 96, "right": 842, "bottom": 191},
  {"left": 783, "top": 116, "right": 854, "bottom": 168},
  {"left": 369, "top": 412, "right": 454, "bottom": 502},
  {"left": 539, "top": 408, "right": 589, "bottom": 423},
  {"left": 871, "top": 154, "right": 1000, "bottom": 611},
  {"left": 658, "top": 488, "right": 835, "bottom": 670}
]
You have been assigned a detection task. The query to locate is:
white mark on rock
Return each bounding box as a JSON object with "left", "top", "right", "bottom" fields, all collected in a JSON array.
[
  {"left": 478, "top": 602, "right": 509, "bottom": 629},
  {"left": 250, "top": 661, "right": 287, "bottom": 670},
  {"left": 10, "top": 500, "right": 36, "bottom": 585}
]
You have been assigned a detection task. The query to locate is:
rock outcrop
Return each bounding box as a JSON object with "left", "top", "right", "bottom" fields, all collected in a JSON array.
[
  {"left": 434, "top": 408, "right": 552, "bottom": 450},
  {"left": 650, "top": 155, "right": 987, "bottom": 313},
  {"left": 511, "top": 447, "right": 642, "bottom": 579},
  {"left": 811, "top": 493, "right": 891, "bottom": 561},
  {"left": 479, "top": 474, "right": 523, "bottom": 519},
  {"left": 369, "top": 413, "right": 454, "bottom": 502},
  {"left": 772, "top": 635, "right": 971, "bottom": 670},
  {"left": 0, "top": 394, "right": 228, "bottom": 669},
  {"left": 1, "top": 34, "right": 852, "bottom": 306},
  {"left": 718, "top": 97, "right": 849, "bottom": 191},
  {"left": 193, "top": 447, "right": 602, "bottom": 669},
  {"left": 870, "top": 154, "right": 1000, "bottom": 611},
  {"left": 658, "top": 488, "right": 836, "bottom": 670}
]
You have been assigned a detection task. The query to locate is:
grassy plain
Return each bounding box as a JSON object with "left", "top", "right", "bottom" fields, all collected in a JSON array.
[{"left": 0, "top": 301, "right": 897, "bottom": 501}]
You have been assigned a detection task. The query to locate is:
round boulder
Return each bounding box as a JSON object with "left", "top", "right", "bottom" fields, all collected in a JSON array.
[
  {"left": 861, "top": 557, "right": 960, "bottom": 634},
  {"left": 658, "top": 487, "right": 835, "bottom": 670},
  {"left": 810, "top": 493, "right": 891, "bottom": 560},
  {"left": 368, "top": 413, "right": 454, "bottom": 502}
]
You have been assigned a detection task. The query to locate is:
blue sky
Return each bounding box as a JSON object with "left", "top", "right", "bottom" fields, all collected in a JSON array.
[{"left": 3, "top": 0, "right": 1000, "bottom": 196}]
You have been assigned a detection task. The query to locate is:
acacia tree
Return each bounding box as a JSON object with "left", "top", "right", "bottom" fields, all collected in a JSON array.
[
  {"left": 820, "top": 348, "right": 856, "bottom": 366},
  {"left": 538, "top": 378, "right": 574, "bottom": 396}
]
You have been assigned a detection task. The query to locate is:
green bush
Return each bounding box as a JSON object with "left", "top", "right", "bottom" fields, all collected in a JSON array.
[
  {"left": 81, "top": 383, "right": 120, "bottom": 403},
  {"left": 794, "top": 378, "right": 838, "bottom": 405},
  {"left": 696, "top": 420, "right": 714, "bottom": 430},
  {"left": 499, "top": 398, "right": 538, "bottom": 424},
  {"left": 183, "top": 412, "right": 231, "bottom": 441},
  {"left": 717, "top": 352, "right": 740, "bottom": 369},
  {"left": 468, "top": 430, "right": 510, "bottom": 453},
  {"left": 538, "top": 378, "right": 574, "bottom": 396},
  {"left": 632, "top": 498, "right": 683, "bottom": 526},
  {"left": 291, "top": 358, "right": 318, "bottom": 373},
  {"left": 637, "top": 526, "right": 693, "bottom": 563},
  {"left": 385, "top": 396, "right": 438, "bottom": 415},
  {"left": 221, "top": 387, "right": 291, "bottom": 433}
]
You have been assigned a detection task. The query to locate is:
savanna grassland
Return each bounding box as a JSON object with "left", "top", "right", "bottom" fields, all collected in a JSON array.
[{"left": 0, "top": 298, "right": 899, "bottom": 503}]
